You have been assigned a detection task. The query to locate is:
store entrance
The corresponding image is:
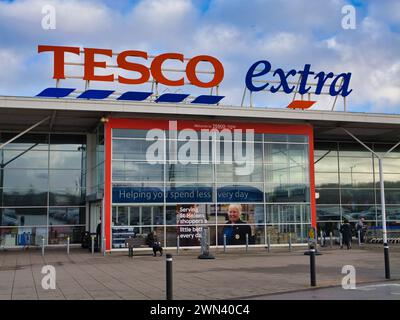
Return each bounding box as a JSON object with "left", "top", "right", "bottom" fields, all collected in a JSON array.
[{"left": 89, "top": 201, "right": 102, "bottom": 234}]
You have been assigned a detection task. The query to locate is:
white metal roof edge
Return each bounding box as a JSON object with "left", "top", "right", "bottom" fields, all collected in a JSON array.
[{"left": 1, "top": 95, "right": 400, "bottom": 125}]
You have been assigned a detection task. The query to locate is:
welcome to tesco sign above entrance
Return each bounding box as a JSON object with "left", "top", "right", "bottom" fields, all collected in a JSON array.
[{"left": 38, "top": 45, "right": 352, "bottom": 100}]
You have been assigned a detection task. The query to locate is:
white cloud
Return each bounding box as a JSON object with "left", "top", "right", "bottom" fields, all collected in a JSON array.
[{"left": 0, "top": 0, "right": 399, "bottom": 113}]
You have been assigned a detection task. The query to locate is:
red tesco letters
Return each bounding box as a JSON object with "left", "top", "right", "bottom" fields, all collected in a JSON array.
[{"left": 38, "top": 45, "right": 224, "bottom": 88}]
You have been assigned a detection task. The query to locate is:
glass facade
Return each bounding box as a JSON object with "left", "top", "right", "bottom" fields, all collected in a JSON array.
[
  {"left": 111, "top": 127, "right": 312, "bottom": 249},
  {"left": 0, "top": 133, "right": 86, "bottom": 246},
  {"left": 315, "top": 141, "right": 400, "bottom": 236}
]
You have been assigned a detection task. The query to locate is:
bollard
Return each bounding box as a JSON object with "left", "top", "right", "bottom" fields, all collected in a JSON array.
[
  {"left": 329, "top": 232, "right": 333, "bottom": 248},
  {"left": 358, "top": 230, "right": 361, "bottom": 246},
  {"left": 320, "top": 230, "right": 324, "bottom": 247},
  {"left": 91, "top": 235, "right": 95, "bottom": 254},
  {"left": 67, "top": 237, "right": 70, "bottom": 255},
  {"left": 103, "top": 237, "right": 106, "bottom": 256},
  {"left": 176, "top": 236, "right": 180, "bottom": 255},
  {"left": 41, "top": 237, "right": 45, "bottom": 257},
  {"left": 166, "top": 254, "right": 173, "bottom": 300},
  {"left": 288, "top": 233, "right": 292, "bottom": 252},
  {"left": 223, "top": 234, "right": 226, "bottom": 253},
  {"left": 267, "top": 234, "right": 271, "bottom": 252},
  {"left": 339, "top": 233, "right": 343, "bottom": 249},
  {"left": 309, "top": 246, "right": 316, "bottom": 286},
  {"left": 246, "top": 233, "right": 249, "bottom": 252},
  {"left": 384, "top": 243, "right": 391, "bottom": 279}
]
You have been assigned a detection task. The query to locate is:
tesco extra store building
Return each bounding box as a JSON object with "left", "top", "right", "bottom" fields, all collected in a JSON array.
[{"left": 0, "top": 45, "right": 399, "bottom": 252}]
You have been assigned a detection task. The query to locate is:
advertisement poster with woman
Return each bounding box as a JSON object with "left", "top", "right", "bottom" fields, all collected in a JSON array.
[
  {"left": 219, "top": 204, "right": 256, "bottom": 245},
  {"left": 176, "top": 204, "right": 208, "bottom": 246}
]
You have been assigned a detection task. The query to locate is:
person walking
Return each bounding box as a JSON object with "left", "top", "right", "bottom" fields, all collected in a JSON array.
[
  {"left": 340, "top": 219, "right": 353, "bottom": 250},
  {"left": 356, "top": 217, "right": 367, "bottom": 244}
]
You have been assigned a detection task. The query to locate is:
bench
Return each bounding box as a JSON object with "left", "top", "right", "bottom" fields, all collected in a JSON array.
[{"left": 124, "top": 237, "right": 151, "bottom": 257}]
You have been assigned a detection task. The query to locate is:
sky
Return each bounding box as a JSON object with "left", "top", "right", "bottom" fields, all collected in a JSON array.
[{"left": 0, "top": 0, "right": 399, "bottom": 114}]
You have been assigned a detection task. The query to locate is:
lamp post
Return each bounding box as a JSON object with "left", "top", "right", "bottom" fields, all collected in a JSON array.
[{"left": 342, "top": 128, "right": 397, "bottom": 279}]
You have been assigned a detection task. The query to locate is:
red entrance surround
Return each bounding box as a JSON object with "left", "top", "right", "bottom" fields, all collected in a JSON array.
[{"left": 104, "top": 118, "right": 316, "bottom": 251}]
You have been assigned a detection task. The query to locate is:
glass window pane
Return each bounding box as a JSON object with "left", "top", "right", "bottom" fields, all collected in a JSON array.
[
  {"left": 48, "top": 226, "right": 85, "bottom": 244},
  {"left": 264, "top": 134, "right": 287, "bottom": 142},
  {"left": 266, "top": 204, "right": 311, "bottom": 224},
  {"left": 264, "top": 143, "right": 288, "bottom": 163},
  {"left": 112, "top": 161, "right": 164, "bottom": 182},
  {"left": 288, "top": 144, "right": 308, "bottom": 165},
  {"left": 317, "top": 205, "right": 341, "bottom": 222},
  {"left": 341, "top": 189, "right": 375, "bottom": 205},
  {"left": 113, "top": 129, "right": 151, "bottom": 139},
  {"left": 0, "top": 207, "right": 47, "bottom": 226},
  {"left": 216, "top": 163, "right": 263, "bottom": 183},
  {"left": 340, "top": 172, "right": 374, "bottom": 188},
  {"left": 340, "top": 157, "right": 373, "bottom": 173},
  {"left": 49, "top": 134, "right": 86, "bottom": 151},
  {"left": 316, "top": 189, "right": 340, "bottom": 204},
  {"left": 265, "top": 184, "right": 309, "bottom": 203},
  {"left": 315, "top": 172, "right": 338, "bottom": 188},
  {"left": 49, "top": 170, "right": 84, "bottom": 189},
  {"left": 113, "top": 139, "right": 164, "bottom": 161},
  {"left": 0, "top": 226, "right": 48, "bottom": 246},
  {"left": 288, "top": 135, "right": 308, "bottom": 143},
  {"left": 1, "top": 188, "right": 48, "bottom": 206},
  {"left": 315, "top": 156, "right": 338, "bottom": 172},
  {"left": 374, "top": 157, "right": 400, "bottom": 174},
  {"left": 49, "top": 188, "right": 85, "bottom": 206},
  {"left": 341, "top": 205, "right": 376, "bottom": 222},
  {"left": 377, "top": 189, "right": 400, "bottom": 205},
  {"left": 2, "top": 150, "right": 48, "bottom": 169},
  {"left": 126, "top": 206, "right": 164, "bottom": 226},
  {"left": 50, "top": 151, "right": 85, "bottom": 169},
  {"left": 49, "top": 207, "right": 85, "bottom": 225},
  {"left": 375, "top": 173, "right": 400, "bottom": 188},
  {"left": 166, "top": 163, "right": 212, "bottom": 182},
  {"left": 1, "top": 169, "right": 48, "bottom": 189}
]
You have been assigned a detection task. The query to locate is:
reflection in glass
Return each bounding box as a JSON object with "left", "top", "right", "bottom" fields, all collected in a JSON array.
[
  {"left": 316, "top": 189, "right": 340, "bottom": 204},
  {"left": 48, "top": 226, "right": 85, "bottom": 244},
  {"left": 166, "top": 163, "right": 212, "bottom": 182},
  {"left": 265, "top": 184, "right": 309, "bottom": 203},
  {"left": 113, "top": 139, "right": 164, "bottom": 161},
  {"left": 49, "top": 188, "right": 85, "bottom": 206},
  {"left": 266, "top": 204, "right": 311, "bottom": 224},
  {"left": 50, "top": 151, "right": 84, "bottom": 169},
  {"left": 49, "top": 170, "right": 84, "bottom": 189},
  {"left": 316, "top": 205, "right": 341, "bottom": 222},
  {"left": 341, "top": 189, "right": 375, "bottom": 205},
  {"left": 2, "top": 150, "right": 48, "bottom": 169},
  {"left": 49, "top": 207, "right": 85, "bottom": 225},
  {"left": 340, "top": 172, "right": 374, "bottom": 188},
  {"left": 1, "top": 188, "right": 48, "bottom": 206},
  {"left": 0, "top": 207, "right": 47, "bottom": 226},
  {"left": 315, "top": 172, "right": 339, "bottom": 188},
  {"left": 216, "top": 163, "right": 263, "bottom": 183},
  {"left": 113, "top": 161, "right": 164, "bottom": 182},
  {"left": 1, "top": 169, "right": 48, "bottom": 189}
]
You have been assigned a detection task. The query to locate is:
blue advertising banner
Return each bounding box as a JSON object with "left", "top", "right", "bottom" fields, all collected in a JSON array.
[
  {"left": 112, "top": 186, "right": 164, "bottom": 203},
  {"left": 217, "top": 185, "right": 264, "bottom": 202},
  {"left": 113, "top": 185, "right": 264, "bottom": 203},
  {"left": 166, "top": 186, "right": 212, "bottom": 203}
]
